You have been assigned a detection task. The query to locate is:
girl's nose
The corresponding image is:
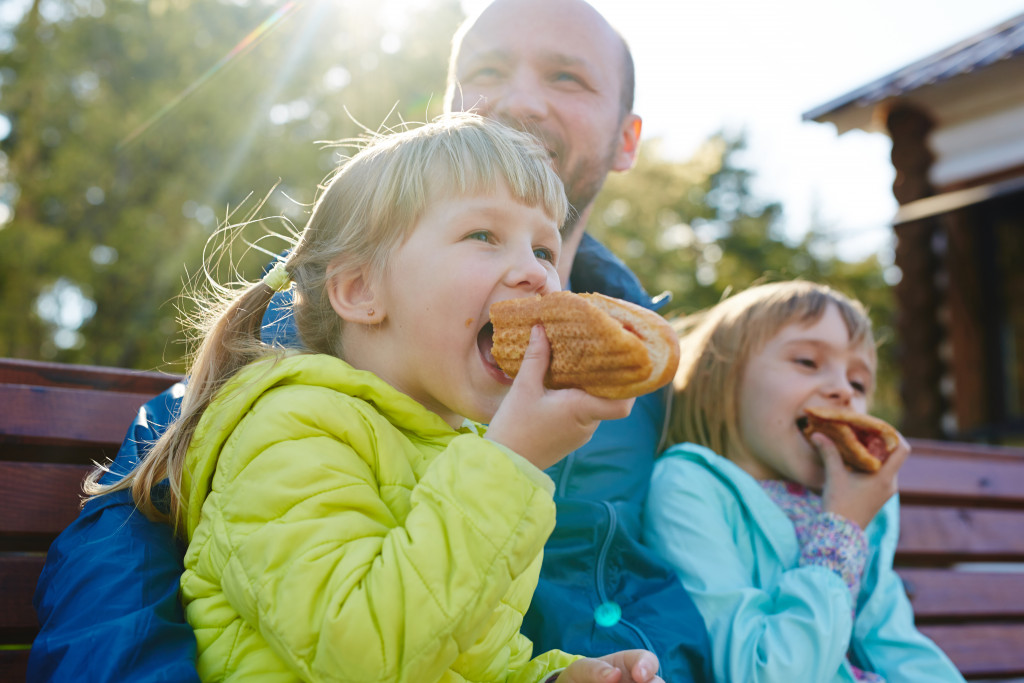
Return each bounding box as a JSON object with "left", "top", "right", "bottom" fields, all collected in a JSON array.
[
  {"left": 823, "top": 374, "right": 855, "bottom": 406},
  {"left": 506, "top": 250, "right": 552, "bottom": 293}
]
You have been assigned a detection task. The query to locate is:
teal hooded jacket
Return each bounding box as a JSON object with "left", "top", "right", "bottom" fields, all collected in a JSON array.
[{"left": 645, "top": 443, "right": 964, "bottom": 683}]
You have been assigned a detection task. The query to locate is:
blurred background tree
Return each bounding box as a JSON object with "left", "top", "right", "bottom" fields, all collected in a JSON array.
[
  {"left": 0, "top": 0, "right": 461, "bottom": 369},
  {"left": 0, "top": 0, "right": 898, "bottom": 420}
]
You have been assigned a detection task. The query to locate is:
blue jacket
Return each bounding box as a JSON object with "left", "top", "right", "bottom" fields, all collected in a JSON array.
[
  {"left": 645, "top": 443, "right": 964, "bottom": 683},
  {"left": 29, "top": 234, "right": 712, "bottom": 682}
]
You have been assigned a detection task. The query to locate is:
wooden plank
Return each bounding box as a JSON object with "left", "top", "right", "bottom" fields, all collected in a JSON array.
[
  {"left": 0, "top": 357, "right": 180, "bottom": 395},
  {"left": 907, "top": 438, "right": 1024, "bottom": 460},
  {"left": 897, "top": 506, "right": 1024, "bottom": 562},
  {"left": 0, "top": 555, "right": 44, "bottom": 630},
  {"left": 0, "top": 385, "right": 156, "bottom": 449},
  {"left": 899, "top": 449, "right": 1024, "bottom": 507},
  {"left": 917, "top": 623, "right": 1024, "bottom": 678},
  {"left": 0, "top": 650, "right": 29, "bottom": 683},
  {"left": 896, "top": 568, "right": 1024, "bottom": 619},
  {"left": 0, "top": 462, "right": 89, "bottom": 536}
]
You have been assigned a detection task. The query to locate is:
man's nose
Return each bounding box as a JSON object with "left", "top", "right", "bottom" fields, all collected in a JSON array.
[{"left": 491, "top": 72, "right": 548, "bottom": 122}]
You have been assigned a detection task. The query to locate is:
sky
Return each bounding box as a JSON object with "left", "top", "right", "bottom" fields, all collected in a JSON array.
[{"left": 466, "top": 0, "right": 1024, "bottom": 262}]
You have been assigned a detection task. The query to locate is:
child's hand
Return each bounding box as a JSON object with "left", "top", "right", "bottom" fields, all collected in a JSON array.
[
  {"left": 815, "top": 430, "right": 911, "bottom": 529},
  {"left": 485, "top": 325, "right": 634, "bottom": 471},
  {"left": 556, "top": 649, "right": 663, "bottom": 683}
]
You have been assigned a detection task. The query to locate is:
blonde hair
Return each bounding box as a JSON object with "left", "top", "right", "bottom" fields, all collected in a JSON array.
[
  {"left": 84, "top": 113, "right": 568, "bottom": 531},
  {"left": 669, "top": 280, "right": 876, "bottom": 461}
]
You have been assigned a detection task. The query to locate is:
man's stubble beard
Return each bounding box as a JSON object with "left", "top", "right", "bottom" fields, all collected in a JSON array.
[{"left": 557, "top": 133, "right": 620, "bottom": 237}]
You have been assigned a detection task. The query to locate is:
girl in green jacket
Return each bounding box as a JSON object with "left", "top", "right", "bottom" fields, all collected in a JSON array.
[{"left": 86, "top": 113, "right": 662, "bottom": 683}]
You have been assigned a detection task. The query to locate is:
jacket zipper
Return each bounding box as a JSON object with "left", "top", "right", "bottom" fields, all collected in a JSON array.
[
  {"left": 557, "top": 450, "right": 659, "bottom": 657},
  {"left": 596, "top": 501, "right": 656, "bottom": 654}
]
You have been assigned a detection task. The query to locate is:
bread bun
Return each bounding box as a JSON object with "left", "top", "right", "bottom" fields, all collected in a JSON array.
[
  {"left": 800, "top": 406, "right": 901, "bottom": 473},
  {"left": 489, "top": 291, "right": 680, "bottom": 400}
]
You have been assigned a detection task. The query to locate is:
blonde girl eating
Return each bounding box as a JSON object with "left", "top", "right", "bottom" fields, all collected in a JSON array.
[{"left": 87, "top": 113, "right": 661, "bottom": 683}]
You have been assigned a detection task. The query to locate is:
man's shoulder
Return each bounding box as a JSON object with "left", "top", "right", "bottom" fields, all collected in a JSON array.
[{"left": 569, "top": 233, "right": 668, "bottom": 310}]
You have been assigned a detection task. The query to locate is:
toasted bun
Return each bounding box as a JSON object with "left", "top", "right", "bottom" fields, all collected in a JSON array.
[
  {"left": 489, "top": 291, "right": 680, "bottom": 400},
  {"left": 800, "top": 406, "right": 901, "bottom": 473}
]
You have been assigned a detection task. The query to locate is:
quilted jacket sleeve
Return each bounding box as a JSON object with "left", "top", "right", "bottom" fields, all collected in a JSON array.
[{"left": 184, "top": 385, "right": 575, "bottom": 682}]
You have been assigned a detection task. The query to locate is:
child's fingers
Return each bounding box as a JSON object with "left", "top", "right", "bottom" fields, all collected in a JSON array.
[
  {"left": 576, "top": 394, "right": 635, "bottom": 422},
  {"left": 561, "top": 657, "right": 622, "bottom": 682},
  {"left": 514, "top": 325, "right": 550, "bottom": 387},
  {"left": 621, "top": 649, "right": 661, "bottom": 682},
  {"left": 811, "top": 432, "right": 845, "bottom": 476},
  {"left": 882, "top": 432, "right": 912, "bottom": 473}
]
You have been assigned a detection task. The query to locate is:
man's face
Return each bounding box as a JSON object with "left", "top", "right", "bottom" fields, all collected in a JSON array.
[{"left": 447, "top": 0, "right": 640, "bottom": 224}]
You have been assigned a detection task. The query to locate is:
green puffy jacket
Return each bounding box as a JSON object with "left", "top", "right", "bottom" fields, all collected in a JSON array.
[{"left": 181, "top": 352, "right": 578, "bottom": 682}]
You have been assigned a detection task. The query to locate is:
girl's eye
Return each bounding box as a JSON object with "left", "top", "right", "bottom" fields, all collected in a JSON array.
[
  {"left": 466, "top": 230, "right": 493, "bottom": 243},
  {"left": 533, "top": 246, "right": 555, "bottom": 263},
  {"left": 794, "top": 358, "right": 817, "bottom": 369},
  {"left": 850, "top": 380, "right": 868, "bottom": 394}
]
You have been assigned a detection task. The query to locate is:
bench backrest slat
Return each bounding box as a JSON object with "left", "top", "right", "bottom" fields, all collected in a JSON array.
[
  {"left": 0, "top": 462, "right": 91, "bottom": 536},
  {"left": 0, "top": 384, "right": 156, "bottom": 449},
  {"left": 900, "top": 440, "right": 1024, "bottom": 507},
  {"left": 897, "top": 505, "right": 1024, "bottom": 562},
  {"left": 0, "top": 555, "right": 46, "bottom": 632},
  {"left": 916, "top": 624, "right": 1024, "bottom": 679},
  {"left": 0, "top": 357, "right": 180, "bottom": 394},
  {"left": 895, "top": 568, "right": 1024, "bottom": 619}
]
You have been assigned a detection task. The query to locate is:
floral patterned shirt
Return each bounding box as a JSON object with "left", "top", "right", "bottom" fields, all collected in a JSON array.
[{"left": 760, "top": 480, "right": 885, "bottom": 683}]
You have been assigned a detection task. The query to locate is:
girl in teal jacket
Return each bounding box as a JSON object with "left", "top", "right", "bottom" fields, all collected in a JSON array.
[
  {"left": 644, "top": 281, "right": 964, "bottom": 682},
  {"left": 86, "top": 114, "right": 662, "bottom": 683}
]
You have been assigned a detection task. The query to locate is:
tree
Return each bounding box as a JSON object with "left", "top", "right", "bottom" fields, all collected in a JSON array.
[{"left": 0, "top": 0, "right": 462, "bottom": 371}]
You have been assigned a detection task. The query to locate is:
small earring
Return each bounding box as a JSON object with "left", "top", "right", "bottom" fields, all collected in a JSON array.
[{"left": 367, "top": 308, "right": 375, "bottom": 317}]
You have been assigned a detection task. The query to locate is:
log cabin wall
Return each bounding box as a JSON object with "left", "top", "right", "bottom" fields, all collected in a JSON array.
[{"left": 887, "top": 104, "right": 947, "bottom": 439}]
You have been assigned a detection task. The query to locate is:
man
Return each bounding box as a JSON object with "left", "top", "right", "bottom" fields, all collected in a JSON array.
[{"left": 29, "top": 1, "right": 712, "bottom": 680}]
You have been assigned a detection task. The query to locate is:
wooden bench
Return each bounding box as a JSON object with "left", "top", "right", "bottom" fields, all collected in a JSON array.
[
  {"left": 2, "top": 357, "right": 1024, "bottom": 680},
  {"left": 895, "top": 439, "right": 1024, "bottom": 680},
  {"left": 0, "top": 358, "right": 180, "bottom": 681}
]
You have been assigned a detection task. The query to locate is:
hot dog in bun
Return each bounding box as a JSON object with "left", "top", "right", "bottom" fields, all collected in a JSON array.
[
  {"left": 489, "top": 291, "right": 680, "bottom": 400},
  {"left": 799, "top": 406, "right": 901, "bottom": 473}
]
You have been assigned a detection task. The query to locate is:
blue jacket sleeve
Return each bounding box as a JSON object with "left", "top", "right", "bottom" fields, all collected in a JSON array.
[{"left": 28, "top": 385, "right": 200, "bottom": 683}]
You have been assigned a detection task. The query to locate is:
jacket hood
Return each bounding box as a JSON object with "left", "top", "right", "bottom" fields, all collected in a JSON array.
[{"left": 181, "top": 352, "right": 456, "bottom": 537}]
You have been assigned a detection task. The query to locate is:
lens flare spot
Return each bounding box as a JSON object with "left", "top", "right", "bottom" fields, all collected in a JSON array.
[{"left": 594, "top": 601, "right": 621, "bottom": 628}]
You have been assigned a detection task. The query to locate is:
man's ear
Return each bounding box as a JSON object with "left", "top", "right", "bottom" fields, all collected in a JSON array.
[
  {"left": 327, "top": 267, "right": 385, "bottom": 325},
  {"left": 612, "top": 114, "right": 642, "bottom": 172}
]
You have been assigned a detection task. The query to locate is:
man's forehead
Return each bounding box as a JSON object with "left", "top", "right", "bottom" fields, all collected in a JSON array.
[
  {"left": 460, "top": 13, "right": 618, "bottom": 72},
  {"left": 457, "top": 0, "right": 623, "bottom": 66},
  {"left": 457, "top": 44, "right": 596, "bottom": 73}
]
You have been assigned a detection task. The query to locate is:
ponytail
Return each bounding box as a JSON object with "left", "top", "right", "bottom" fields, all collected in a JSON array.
[{"left": 83, "top": 276, "right": 282, "bottom": 534}]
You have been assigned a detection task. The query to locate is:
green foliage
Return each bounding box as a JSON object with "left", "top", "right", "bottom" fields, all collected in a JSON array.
[
  {"left": 589, "top": 135, "right": 900, "bottom": 423},
  {"left": 0, "top": 0, "right": 462, "bottom": 371}
]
